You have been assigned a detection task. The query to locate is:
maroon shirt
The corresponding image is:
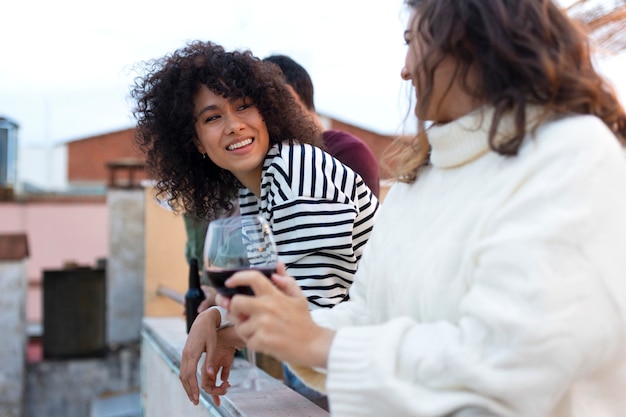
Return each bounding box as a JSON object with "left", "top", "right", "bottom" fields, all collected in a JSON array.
[{"left": 323, "top": 129, "right": 380, "bottom": 198}]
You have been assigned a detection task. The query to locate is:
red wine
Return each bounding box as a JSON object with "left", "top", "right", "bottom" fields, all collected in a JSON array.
[{"left": 207, "top": 267, "right": 275, "bottom": 298}]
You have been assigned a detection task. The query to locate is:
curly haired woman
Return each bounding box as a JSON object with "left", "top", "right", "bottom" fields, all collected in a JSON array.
[{"left": 131, "top": 40, "right": 379, "bottom": 407}]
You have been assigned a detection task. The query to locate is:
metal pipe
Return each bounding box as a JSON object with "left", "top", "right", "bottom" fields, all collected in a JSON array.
[{"left": 156, "top": 285, "right": 184, "bottom": 305}]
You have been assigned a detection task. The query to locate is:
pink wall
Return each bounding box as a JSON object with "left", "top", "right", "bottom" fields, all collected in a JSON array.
[{"left": 0, "top": 201, "right": 108, "bottom": 322}]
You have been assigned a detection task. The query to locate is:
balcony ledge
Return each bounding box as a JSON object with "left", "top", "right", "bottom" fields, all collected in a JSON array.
[{"left": 141, "top": 316, "right": 329, "bottom": 417}]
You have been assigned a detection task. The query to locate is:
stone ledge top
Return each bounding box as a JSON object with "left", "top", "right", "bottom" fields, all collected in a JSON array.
[{"left": 142, "top": 316, "right": 330, "bottom": 417}]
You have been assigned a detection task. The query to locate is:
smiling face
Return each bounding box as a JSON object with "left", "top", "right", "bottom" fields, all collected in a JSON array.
[{"left": 193, "top": 85, "right": 270, "bottom": 195}]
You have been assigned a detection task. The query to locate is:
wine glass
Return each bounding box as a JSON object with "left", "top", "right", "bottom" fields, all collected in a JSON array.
[{"left": 203, "top": 214, "right": 278, "bottom": 391}]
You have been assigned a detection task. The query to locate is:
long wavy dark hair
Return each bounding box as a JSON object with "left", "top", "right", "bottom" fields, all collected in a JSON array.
[
  {"left": 389, "top": 0, "right": 626, "bottom": 182},
  {"left": 131, "top": 41, "right": 323, "bottom": 219}
]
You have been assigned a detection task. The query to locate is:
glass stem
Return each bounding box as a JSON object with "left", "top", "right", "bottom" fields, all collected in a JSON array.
[{"left": 248, "top": 349, "right": 258, "bottom": 373}]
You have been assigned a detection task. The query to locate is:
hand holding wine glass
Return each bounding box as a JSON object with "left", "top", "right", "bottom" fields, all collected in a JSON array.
[{"left": 203, "top": 214, "right": 278, "bottom": 391}]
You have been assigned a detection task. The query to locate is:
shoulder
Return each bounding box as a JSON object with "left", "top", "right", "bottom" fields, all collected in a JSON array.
[
  {"left": 262, "top": 142, "right": 327, "bottom": 191},
  {"left": 323, "top": 129, "right": 360, "bottom": 143},
  {"left": 323, "top": 129, "right": 376, "bottom": 159},
  {"left": 272, "top": 141, "right": 322, "bottom": 158},
  {"left": 503, "top": 114, "right": 626, "bottom": 201},
  {"left": 323, "top": 129, "right": 367, "bottom": 147},
  {"left": 537, "top": 114, "right": 615, "bottom": 140},
  {"left": 529, "top": 114, "right": 623, "bottom": 161}
]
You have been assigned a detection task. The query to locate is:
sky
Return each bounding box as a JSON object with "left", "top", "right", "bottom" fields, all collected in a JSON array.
[
  {"left": 1, "top": 0, "right": 624, "bottom": 149},
  {"left": 0, "top": 0, "right": 412, "bottom": 148}
]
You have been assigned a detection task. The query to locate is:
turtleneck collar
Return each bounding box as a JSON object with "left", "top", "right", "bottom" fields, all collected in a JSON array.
[{"left": 427, "top": 105, "right": 545, "bottom": 169}]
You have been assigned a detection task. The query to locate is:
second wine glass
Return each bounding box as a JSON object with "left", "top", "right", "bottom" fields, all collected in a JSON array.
[{"left": 203, "top": 214, "right": 278, "bottom": 391}]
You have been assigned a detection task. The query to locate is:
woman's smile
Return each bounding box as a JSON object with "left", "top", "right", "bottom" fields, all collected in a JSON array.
[{"left": 226, "top": 138, "right": 254, "bottom": 151}]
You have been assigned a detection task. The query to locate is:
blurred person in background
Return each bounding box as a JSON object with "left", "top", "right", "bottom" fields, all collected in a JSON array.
[{"left": 263, "top": 54, "right": 381, "bottom": 198}]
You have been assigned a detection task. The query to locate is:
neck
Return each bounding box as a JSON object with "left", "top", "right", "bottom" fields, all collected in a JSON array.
[{"left": 235, "top": 167, "right": 263, "bottom": 197}]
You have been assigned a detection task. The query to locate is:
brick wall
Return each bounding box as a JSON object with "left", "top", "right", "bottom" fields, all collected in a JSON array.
[{"left": 67, "top": 129, "right": 147, "bottom": 185}]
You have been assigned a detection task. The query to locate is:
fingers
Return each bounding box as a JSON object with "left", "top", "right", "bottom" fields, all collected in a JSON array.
[
  {"left": 271, "top": 271, "right": 303, "bottom": 298},
  {"left": 216, "top": 293, "right": 231, "bottom": 310},
  {"left": 224, "top": 265, "right": 296, "bottom": 331},
  {"left": 198, "top": 297, "right": 212, "bottom": 313},
  {"left": 220, "top": 361, "right": 232, "bottom": 382},
  {"left": 179, "top": 345, "right": 202, "bottom": 405},
  {"left": 200, "top": 365, "right": 229, "bottom": 396},
  {"left": 200, "top": 354, "right": 232, "bottom": 408},
  {"left": 216, "top": 263, "right": 290, "bottom": 311},
  {"left": 227, "top": 269, "right": 275, "bottom": 296},
  {"left": 179, "top": 310, "right": 222, "bottom": 405}
]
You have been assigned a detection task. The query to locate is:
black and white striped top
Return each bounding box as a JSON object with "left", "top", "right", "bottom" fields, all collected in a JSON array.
[{"left": 239, "top": 142, "right": 380, "bottom": 310}]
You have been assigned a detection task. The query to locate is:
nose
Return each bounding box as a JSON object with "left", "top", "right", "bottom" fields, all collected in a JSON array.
[
  {"left": 225, "top": 113, "right": 245, "bottom": 135},
  {"left": 401, "top": 66, "right": 412, "bottom": 81}
]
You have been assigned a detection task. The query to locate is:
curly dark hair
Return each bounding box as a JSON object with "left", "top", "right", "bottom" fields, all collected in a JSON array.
[
  {"left": 130, "top": 41, "right": 323, "bottom": 219},
  {"left": 390, "top": 0, "right": 626, "bottom": 182}
]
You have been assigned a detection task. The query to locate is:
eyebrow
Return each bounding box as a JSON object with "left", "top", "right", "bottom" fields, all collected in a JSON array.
[
  {"left": 196, "top": 96, "right": 249, "bottom": 119},
  {"left": 196, "top": 104, "right": 218, "bottom": 118}
]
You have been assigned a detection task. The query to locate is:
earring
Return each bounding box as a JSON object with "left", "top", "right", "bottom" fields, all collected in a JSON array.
[{"left": 202, "top": 153, "right": 207, "bottom": 159}]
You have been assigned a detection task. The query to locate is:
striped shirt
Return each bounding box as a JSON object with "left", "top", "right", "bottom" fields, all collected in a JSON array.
[{"left": 239, "top": 142, "right": 380, "bottom": 310}]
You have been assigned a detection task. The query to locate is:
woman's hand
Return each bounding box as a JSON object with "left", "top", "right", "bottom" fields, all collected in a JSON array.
[
  {"left": 179, "top": 308, "right": 239, "bottom": 406},
  {"left": 218, "top": 263, "right": 336, "bottom": 369}
]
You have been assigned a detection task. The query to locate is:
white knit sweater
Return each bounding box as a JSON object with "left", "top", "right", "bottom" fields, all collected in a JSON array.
[{"left": 296, "top": 107, "right": 626, "bottom": 417}]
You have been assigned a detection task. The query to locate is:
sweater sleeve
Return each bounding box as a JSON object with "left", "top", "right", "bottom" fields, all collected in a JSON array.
[
  {"left": 264, "top": 143, "right": 379, "bottom": 310},
  {"left": 287, "top": 242, "right": 377, "bottom": 393},
  {"left": 321, "top": 120, "right": 626, "bottom": 417}
]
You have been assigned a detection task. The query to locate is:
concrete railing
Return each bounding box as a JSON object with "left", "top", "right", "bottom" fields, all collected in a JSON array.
[{"left": 141, "top": 317, "right": 330, "bottom": 417}]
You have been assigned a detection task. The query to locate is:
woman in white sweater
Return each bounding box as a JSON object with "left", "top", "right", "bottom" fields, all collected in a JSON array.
[{"left": 206, "top": 0, "right": 626, "bottom": 416}]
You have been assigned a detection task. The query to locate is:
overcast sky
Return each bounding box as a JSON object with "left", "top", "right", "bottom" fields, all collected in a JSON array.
[
  {"left": 0, "top": 0, "right": 413, "bottom": 147},
  {"left": 1, "top": 0, "right": 624, "bottom": 149}
]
